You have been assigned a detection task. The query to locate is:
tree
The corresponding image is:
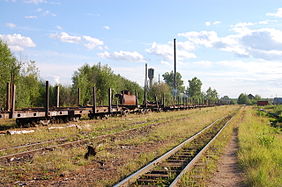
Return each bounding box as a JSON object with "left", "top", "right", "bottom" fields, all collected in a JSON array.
[
  {"left": 205, "top": 87, "right": 218, "bottom": 104},
  {"left": 72, "top": 63, "right": 144, "bottom": 106},
  {"left": 237, "top": 93, "right": 251, "bottom": 105},
  {"left": 162, "top": 71, "right": 185, "bottom": 94},
  {"left": 187, "top": 77, "right": 202, "bottom": 99},
  {"left": 0, "top": 40, "right": 21, "bottom": 109},
  {"left": 148, "top": 82, "right": 173, "bottom": 104},
  {"left": 16, "top": 61, "right": 41, "bottom": 108}
]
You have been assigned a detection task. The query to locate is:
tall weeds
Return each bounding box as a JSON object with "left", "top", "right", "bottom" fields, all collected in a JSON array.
[{"left": 238, "top": 107, "right": 282, "bottom": 187}]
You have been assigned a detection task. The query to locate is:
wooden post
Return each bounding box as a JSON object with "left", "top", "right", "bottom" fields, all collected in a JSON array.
[
  {"left": 45, "top": 81, "right": 49, "bottom": 118},
  {"left": 77, "top": 88, "right": 80, "bottom": 106},
  {"left": 10, "top": 84, "right": 16, "bottom": 118},
  {"left": 56, "top": 86, "right": 60, "bottom": 107},
  {"left": 155, "top": 95, "right": 159, "bottom": 108},
  {"left": 135, "top": 90, "right": 138, "bottom": 106},
  {"left": 6, "top": 82, "right": 11, "bottom": 111},
  {"left": 108, "top": 88, "right": 112, "bottom": 114},
  {"left": 162, "top": 93, "right": 165, "bottom": 108},
  {"left": 92, "top": 87, "right": 96, "bottom": 114}
]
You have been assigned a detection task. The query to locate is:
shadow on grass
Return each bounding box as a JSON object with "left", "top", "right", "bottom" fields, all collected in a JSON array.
[{"left": 0, "top": 120, "right": 17, "bottom": 131}]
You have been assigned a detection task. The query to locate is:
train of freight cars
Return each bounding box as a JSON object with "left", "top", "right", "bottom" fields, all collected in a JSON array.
[{"left": 0, "top": 81, "right": 211, "bottom": 127}]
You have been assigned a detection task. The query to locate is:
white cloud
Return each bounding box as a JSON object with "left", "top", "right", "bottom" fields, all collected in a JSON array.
[
  {"left": 177, "top": 41, "right": 195, "bottom": 51},
  {"left": 178, "top": 24, "right": 282, "bottom": 60},
  {"left": 146, "top": 42, "right": 172, "bottom": 61},
  {"left": 5, "top": 23, "right": 16, "bottom": 28},
  {"left": 216, "top": 60, "right": 282, "bottom": 77},
  {"left": 266, "top": 8, "right": 282, "bottom": 18},
  {"left": 50, "top": 32, "right": 104, "bottom": 50},
  {"left": 178, "top": 31, "right": 220, "bottom": 48},
  {"left": 56, "top": 25, "right": 63, "bottom": 30},
  {"left": 50, "top": 32, "right": 81, "bottom": 43},
  {"left": 82, "top": 36, "right": 104, "bottom": 49},
  {"left": 36, "top": 8, "right": 56, "bottom": 16},
  {"left": 146, "top": 41, "right": 196, "bottom": 63},
  {"left": 24, "top": 15, "right": 37, "bottom": 19},
  {"left": 98, "top": 51, "right": 147, "bottom": 62},
  {"left": 103, "top": 26, "right": 110, "bottom": 30},
  {"left": 205, "top": 21, "right": 221, "bottom": 26},
  {"left": 192, "top": 60, "right": 213, "bottom": 68},
  {"left": 160, "top": 60, "right": 171, "bottom": 66},
  {"left": 0, "top": 33, "right": 36, "bottom": 51},
  {"left": 24, "top": 0, "right": 47, "bottom": 4}
]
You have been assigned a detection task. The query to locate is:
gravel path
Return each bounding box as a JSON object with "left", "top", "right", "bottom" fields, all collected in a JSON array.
[{"left": 208, "top": 128, "right": 246, "bottom": 187}]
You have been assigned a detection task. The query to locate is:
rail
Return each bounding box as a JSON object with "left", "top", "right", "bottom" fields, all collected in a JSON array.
[{"left": 114, "top": 112, "right": 236, "bottom": 186}]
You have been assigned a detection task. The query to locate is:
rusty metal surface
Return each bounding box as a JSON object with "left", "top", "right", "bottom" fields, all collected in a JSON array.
[{"left": 122, "top": 94, "right": 137, "bottom": 105}]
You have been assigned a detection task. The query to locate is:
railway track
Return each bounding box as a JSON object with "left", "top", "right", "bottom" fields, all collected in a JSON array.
[
  {"left": 0, "top": 112, "right": 196, "bottom": 163},
  {"left": 0, "top": 111, "right": 195, "bottom": 154},
  {"left": 114, "top": 112, "right": 236, "bottom": 187}
]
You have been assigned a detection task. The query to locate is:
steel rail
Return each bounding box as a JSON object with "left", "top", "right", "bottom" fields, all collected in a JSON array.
[
  {"left": 169, "top": 112, "right": 236, "bottom": 186},
  {"left": 0, "top": 115, "right": 193, "bottom": 162},
  {"left": 0, "top": 111, "right": 192, "bottom": 154},
  {"left": 113, "top": 116, "right": 226, "bottom": 187}
]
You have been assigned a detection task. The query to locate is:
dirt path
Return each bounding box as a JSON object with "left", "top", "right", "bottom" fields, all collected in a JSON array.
[{"left": 207, "top": 128, "right": 246, "bottom": 187}]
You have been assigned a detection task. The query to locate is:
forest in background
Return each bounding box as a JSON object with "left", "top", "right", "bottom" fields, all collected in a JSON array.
[{"left": 1, "top": 39, "right": 225, "bottom": 109}]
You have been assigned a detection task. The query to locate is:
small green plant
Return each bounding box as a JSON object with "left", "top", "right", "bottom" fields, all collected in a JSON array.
[
  {"left": 238, "top": 108, "right": 282, "bottom": 187},
  {"left": 257, "top": 134, "right": 275, "bottom": 147}
]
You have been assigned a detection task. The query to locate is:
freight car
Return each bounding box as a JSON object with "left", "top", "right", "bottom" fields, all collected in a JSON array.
[
  {"left": 115, "top": 90, "right": 138, "bottom": 107},
  {"left": 0, "top": 81, "right": 210, "bottom": 127}
]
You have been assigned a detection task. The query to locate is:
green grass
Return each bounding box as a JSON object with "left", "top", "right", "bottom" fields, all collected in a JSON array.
[
  {"left": 178, "top": 106, "right": 245, "bottom": 186},
  {"left": 0, "top": 107, "right": 217, "bottom": 150},
  {"left": 238, "top": 107, "right": 282, "bottom": 187},
  {"left": 0, "top": 105, "right": 240, "bottom": 185}
]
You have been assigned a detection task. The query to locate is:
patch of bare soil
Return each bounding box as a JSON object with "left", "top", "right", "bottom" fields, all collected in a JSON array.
[
  {"left": 28, "top": 122, "right": 168, "bottom": 186},
  {"left": 207, "top": 128, "right": 246, "bottom": 187}
]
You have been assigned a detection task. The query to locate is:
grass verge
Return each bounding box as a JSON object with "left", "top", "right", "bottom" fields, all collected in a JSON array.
[
  {"left": 238, "top": 107, "right": 282, "bottom": 187},
  {"left": 177, "top": 106, "right": 245, "bottom": 186}
]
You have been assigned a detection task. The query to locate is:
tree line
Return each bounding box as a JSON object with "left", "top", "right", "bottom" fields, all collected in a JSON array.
[
  {"left": 0, "top": 40, "right": 143, "bottom": 109},
  {"left": 1, "top": 39, "right": 220, "bottom": 110},
  {"left": 149, "top": 71, "right": 219, "bottom": 105}
]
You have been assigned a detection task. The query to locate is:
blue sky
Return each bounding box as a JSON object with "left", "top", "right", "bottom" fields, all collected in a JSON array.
[{"left": 1, "top": 0, "right": 282, "bottom": 98}]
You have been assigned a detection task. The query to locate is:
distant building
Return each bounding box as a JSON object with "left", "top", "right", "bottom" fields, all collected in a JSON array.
[
  {"left": 219, "top": 96, "right": 232, "bottom": 105},
  {"left": 273, "top": 97, "right": 282, "bottom": 105},
  {"left": 257, "top": 100, "right": 269, "bottom": 106},
  {"left": 248, "top": 94, "right": 255, "bottom": 100}
]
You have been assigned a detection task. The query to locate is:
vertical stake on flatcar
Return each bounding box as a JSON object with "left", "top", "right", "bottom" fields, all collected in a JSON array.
[
  {"left": 108, "top": 88, "right": 112, "bottom": 114},
  {"left": 92, "top": 87, "right": 96, "bottom": 114},
  {"left": 155, "top": 95, "right": 159, "bottom": 108},
  {"left": 6, "top": 82, "right": 11, "bottom": 112},
  {"left": 77, "top": 88, "right": 80, "bottom": 106},
  {"left": 45, "top": 81, "right": 49, "bottom": 118},
  {"left": 162, "top": 93, "right": 165, "bottom": 108},
  {"left": 56, "top": 85, "right": 60, "bottom": 108},
  {"left": 10, "top": 84, "right": 16, "bottom": 118},
  {"left": 135, "top": 90, "right": 138, "bottom": 106}
]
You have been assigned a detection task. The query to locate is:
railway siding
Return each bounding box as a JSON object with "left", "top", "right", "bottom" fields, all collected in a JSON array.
[
  {"left": 114, "top": 111, "right": 237, "bottom": 186},
  {"left": 0, "top": 105, "right": 239, "bottom": 186}
]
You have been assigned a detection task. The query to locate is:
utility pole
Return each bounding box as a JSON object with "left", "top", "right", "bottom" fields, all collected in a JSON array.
[
  {"left": 144, "top": 63, "right": 148, "bottom": 107},
  {"left": 173, "top": 38, "right": 177, "bottom": 102}
]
